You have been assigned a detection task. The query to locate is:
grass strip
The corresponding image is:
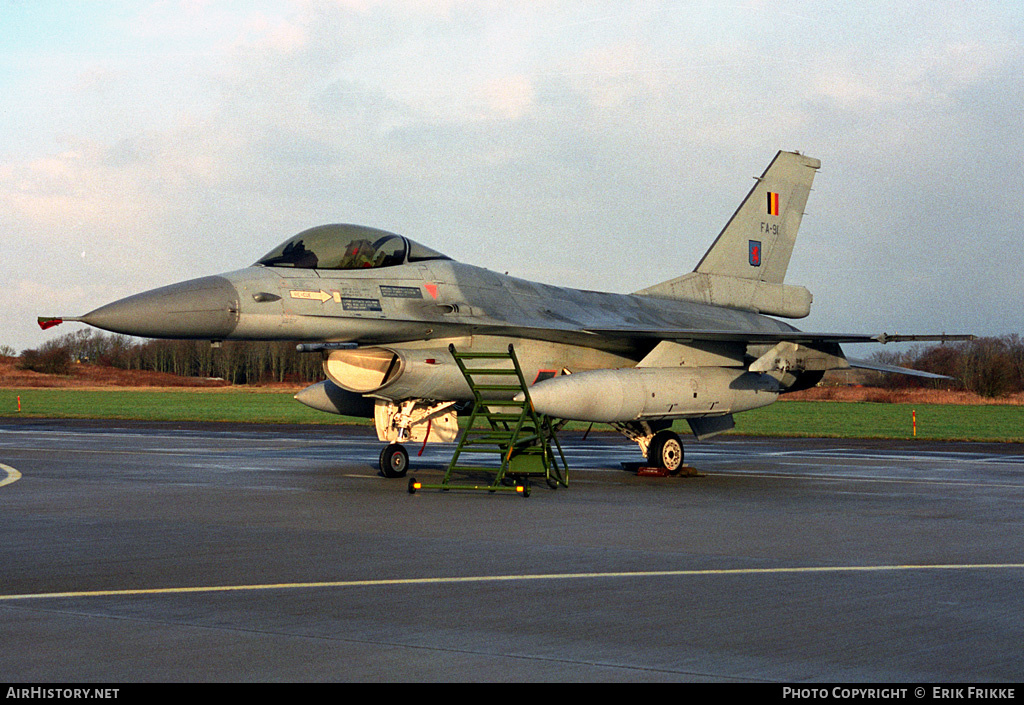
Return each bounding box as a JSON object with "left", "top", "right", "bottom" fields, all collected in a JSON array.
[
  {"left": 734, "top": 400, "right": 1024, "bottom": 443},
  {"left": 2, "top": 389, "right": 1022, "bottom": 442},
  {"left": 0, "top": 389, "right": 365, "bottom": 425}
]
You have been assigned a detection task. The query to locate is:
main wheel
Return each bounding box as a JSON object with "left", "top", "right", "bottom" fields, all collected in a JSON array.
[
  {"left": 647, "top": 430, "right": 684, "bottom": 474},
  {"left": 379, "top": 443, "right": 409, "bottom": 478}
]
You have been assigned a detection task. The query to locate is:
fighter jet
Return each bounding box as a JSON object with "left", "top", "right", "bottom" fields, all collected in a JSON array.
[{"left": 43, "top": 151, "right": 967, "bottom": 477}]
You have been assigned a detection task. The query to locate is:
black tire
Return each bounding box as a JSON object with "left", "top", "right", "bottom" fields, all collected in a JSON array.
[
  {"left": 379, "top": 443, "right": 409, "bottom": 478},
  {"left": 647, "top": 430, "right": 684, "bottom": 474}
]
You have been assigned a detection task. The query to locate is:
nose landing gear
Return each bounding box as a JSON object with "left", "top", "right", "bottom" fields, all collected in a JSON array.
[{"left": 379, "top": 443, "right": 409, "bottom": 478}]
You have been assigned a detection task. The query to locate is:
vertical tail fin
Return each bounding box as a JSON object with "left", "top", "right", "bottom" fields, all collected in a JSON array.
[
  {"left": 634, "top": 151, "right": 820, "bottom": 318},
  {"left": 695, "top": 150, "right": 820, "bottom": 284}
]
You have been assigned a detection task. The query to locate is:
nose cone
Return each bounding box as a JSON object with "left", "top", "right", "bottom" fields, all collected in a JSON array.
[{"left": 81, "top": 275, "right": 240, "bottom": 339}]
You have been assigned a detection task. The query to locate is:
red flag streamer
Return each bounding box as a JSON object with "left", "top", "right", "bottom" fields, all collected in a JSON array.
[
  {"left": 417, "top": 419, "right": 432, "bottom": 456},
  {"left": 37, "top": 317, "right": 63, "bottom": 330}
]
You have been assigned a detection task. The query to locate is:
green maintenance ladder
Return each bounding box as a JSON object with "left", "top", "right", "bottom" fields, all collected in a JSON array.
[{"left": 408, "top": 344, "right": 568, "bottom": 497}]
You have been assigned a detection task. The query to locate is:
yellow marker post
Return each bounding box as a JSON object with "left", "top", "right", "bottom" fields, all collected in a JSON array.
[{"left": 912, "top": 409, "right": 917, "bottom": 437}]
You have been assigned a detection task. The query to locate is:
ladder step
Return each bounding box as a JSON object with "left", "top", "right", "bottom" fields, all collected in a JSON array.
[
  {"left": 453, "top": 352, "right": 518, "bottom": 359},
  {"left": 464, "top": 432, "right": 540, "bottom": 441},
  {"left": 459, "top": 368, "right": 518, "bottom": 375},
  {"left": 457, "top": 438, "right": 542, "bottom": 450}
]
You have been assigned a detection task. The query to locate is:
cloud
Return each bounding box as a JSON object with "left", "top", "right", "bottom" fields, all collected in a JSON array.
[
  {"left": 812, "top": 38, "right": 1019, "bottom": 108},
  {"left": 4, "top": 1, "right": 1023, "bottom": 354}
]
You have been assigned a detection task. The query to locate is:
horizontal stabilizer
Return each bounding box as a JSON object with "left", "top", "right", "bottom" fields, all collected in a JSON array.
[{"left": 846, "top": 357, "right": 953, "bottom": 380}]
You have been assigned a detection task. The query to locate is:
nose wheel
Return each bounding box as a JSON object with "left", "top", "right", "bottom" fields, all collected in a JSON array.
[{"left": 379, "top": 443, "right": 409, "bottom": 478}]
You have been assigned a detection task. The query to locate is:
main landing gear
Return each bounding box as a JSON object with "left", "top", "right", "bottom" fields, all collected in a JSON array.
[
  {"left": 379, "top": 443, "right": 409, "bottom": 478},
  {"left": 646, "top": 429, "right": 684, "bottom": 474},
  {"left": 614, "top": 421, "right": 687, "bottom": 475}
]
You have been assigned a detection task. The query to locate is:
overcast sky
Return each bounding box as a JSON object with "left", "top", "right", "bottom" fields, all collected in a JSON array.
[{"left": 3, "top": 0, "right": 1022, "bottom": 354}]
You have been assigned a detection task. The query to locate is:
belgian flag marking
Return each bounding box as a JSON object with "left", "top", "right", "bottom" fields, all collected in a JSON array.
[{"left": 767, "top": 192, "right": 780, "bottom": 216}]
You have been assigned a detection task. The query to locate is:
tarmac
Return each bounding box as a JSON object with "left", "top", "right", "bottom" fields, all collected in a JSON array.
[{"left": 2, "top": 418, "right": 1024, "bottom": 682}]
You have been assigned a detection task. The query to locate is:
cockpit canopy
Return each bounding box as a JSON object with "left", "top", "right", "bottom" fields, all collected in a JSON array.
[{"left": 256, "top": 224, "right": 450, "bottom": 270}]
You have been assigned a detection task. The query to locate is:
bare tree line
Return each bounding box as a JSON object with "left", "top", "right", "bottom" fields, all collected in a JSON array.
[
  {"left": 12, "top": 330, "right": 1024, "bottom": 397},
  {"left": 868, "top": 335, "right": 1024, "bottom": 397},
  {"left": 16, "top": 330, "right": 324, "bottom": 385}
]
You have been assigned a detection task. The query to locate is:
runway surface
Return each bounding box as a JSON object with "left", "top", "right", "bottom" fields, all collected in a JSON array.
[{"left": 2, "top": 418, "right": 1024, "bottom": 682}]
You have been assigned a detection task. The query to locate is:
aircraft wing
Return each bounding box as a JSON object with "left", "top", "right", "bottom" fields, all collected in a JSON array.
[{"left": 583, "top": 328, "right": 974, "bottom": 346}]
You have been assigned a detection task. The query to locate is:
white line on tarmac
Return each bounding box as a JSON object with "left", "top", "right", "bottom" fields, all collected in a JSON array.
[{"left": 3, "top": 563, "right": 1024, "bottom": 602}]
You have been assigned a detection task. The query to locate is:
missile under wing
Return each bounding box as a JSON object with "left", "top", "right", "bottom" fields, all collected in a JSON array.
[{"left": 43, "top": 151, "right": 970, "bottom": 477}]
